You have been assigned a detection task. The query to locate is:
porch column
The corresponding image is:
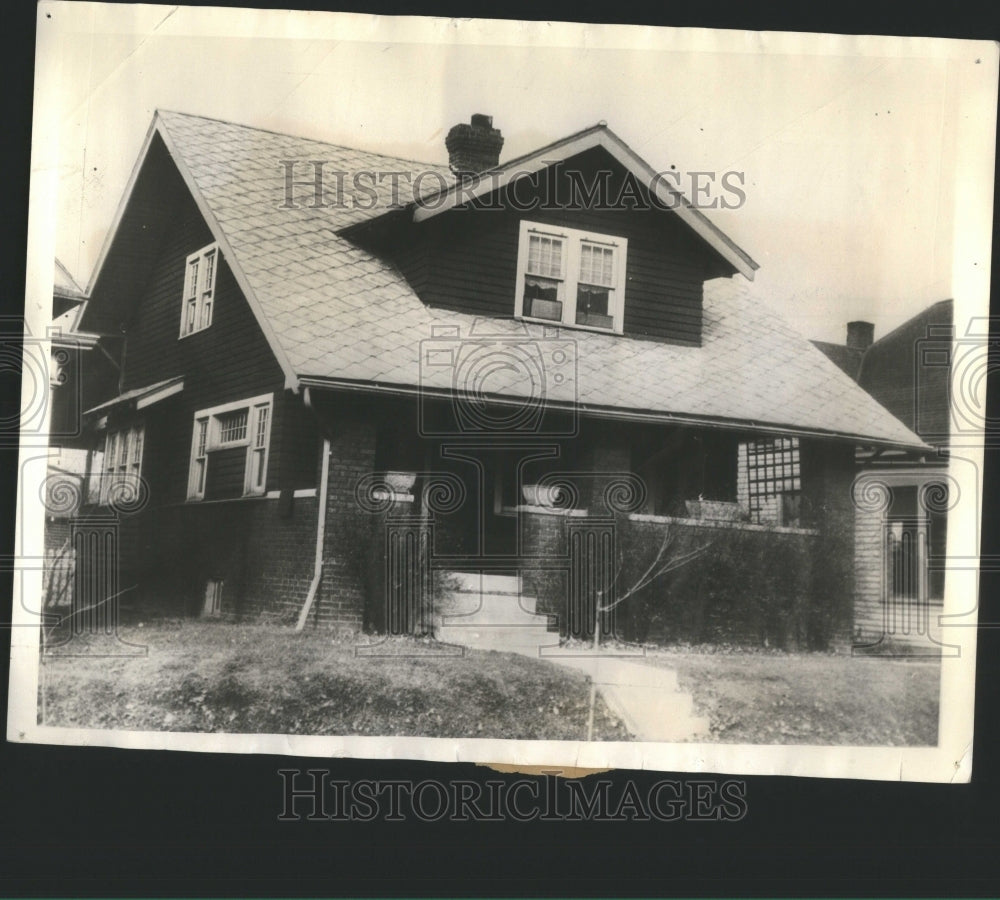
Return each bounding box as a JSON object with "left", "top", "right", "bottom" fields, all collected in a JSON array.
[
  {"left": 801, "top": 440, "right": 856, "bottom": 650},
  {"left": 581, "top": 421, "right": 633, "bottom": 514},
  {"left": 316, "top": 406, "right": 378, "bottom": 630}
]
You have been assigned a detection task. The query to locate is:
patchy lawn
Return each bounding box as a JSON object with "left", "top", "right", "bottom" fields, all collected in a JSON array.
[
  {"left": 645, "top": 648, "right": 940, "bottom": 745},
  {"left": 38, "top": 621, "right": 629, "bottom": 741}
]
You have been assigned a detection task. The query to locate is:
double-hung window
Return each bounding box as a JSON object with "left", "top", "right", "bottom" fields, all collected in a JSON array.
[
  {"left": 99, "top": 423, "right": 144, "bottom": 505},
  {"left": 187, "top": 394, "right": 273, "bottom": 500},
  {"left": 514, "top": 220, "right": 627, "bottom": 332},
  {"left": 179, "top": 243, "right": 219, "bottom": 337}
]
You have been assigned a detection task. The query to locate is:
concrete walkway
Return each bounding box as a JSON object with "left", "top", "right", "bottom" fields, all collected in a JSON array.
[{"left": 434, "top": 573, "right": 709, "bottom": 742}]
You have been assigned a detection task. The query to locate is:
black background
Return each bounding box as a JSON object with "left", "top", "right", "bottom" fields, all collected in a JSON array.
[{"left": 2, "top": 0, "right": 999, "bottom": 895}]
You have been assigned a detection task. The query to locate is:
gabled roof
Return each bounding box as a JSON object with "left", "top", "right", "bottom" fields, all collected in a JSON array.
[
  {"left": 810, "top": 340, "right": 864, "bottom": 380},
  {"left": 83, "top": 110, "right": 929, "bottom": 451},
  {"left": 54, "top": 258, "right": 86, "bottom": 301},
  {"left": 50, "top": 303, "right": 100, "bottom": 349},
  {"left": 406, "top": 123, "right": 759, "bottom": 280}
]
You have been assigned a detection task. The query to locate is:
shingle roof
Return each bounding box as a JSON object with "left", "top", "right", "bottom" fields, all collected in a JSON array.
[
  {"left": 150, "top": 111, "right": 927, "bottom": 449},
  {"left": 54, "top": 258, "right": 86, "bottom": 301},
  {"left": 810, "top": 340, "right": 864, "bottom": 380}
]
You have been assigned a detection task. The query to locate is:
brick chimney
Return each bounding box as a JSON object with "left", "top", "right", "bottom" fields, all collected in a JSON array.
[
  {"left": 846, "top": 320, "right": 875, "bottom": 351},
  {"left": 446, "top": 114, "right": 504, "bottom": 177}
]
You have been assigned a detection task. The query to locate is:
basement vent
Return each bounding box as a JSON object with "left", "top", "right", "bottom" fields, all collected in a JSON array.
[{"left": 202, "top": 579, "right": 224, "bottom": 618}]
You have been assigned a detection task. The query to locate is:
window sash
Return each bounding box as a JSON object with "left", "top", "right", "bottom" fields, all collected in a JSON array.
[
  {"left": 100, "top": 424, "right": 144, "bottom": 505},
  {"left": 215, "top": 408, "right": 249, "bottom": 447},
  {"left": 516, "top": 222, "right": 626, "bottom": 332},
  {"left": 187, "top": 394, "right": 273, "bottom": 501},
  {"left": 180, "top": 244, "right": 219, "bottom": 337}
]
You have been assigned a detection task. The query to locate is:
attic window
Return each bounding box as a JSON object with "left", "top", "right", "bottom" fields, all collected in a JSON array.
[
  {"left": 179, "top": 243, "right": 219, "bottom": 337},
  {"left": 514, "top": 221, "right": 627, "bottom": 333}
]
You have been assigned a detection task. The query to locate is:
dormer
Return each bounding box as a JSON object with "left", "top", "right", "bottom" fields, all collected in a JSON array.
[{"left": 343, "top": 117, "right": 757, "bottom": 347}]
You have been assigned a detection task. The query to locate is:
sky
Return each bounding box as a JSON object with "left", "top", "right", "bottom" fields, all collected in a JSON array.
[{"left": 35, "top": 3, "right": 996, "bottom": 344}]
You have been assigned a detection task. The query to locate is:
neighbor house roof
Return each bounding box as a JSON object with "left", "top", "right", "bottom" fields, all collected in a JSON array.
[
  {"left": 856, "top": 299, "right": 953, "bottom": 450},
  {"left": 810, "top": 340, "right": 864, "bottom": 380},
  {"left": 55, "top": 258, "right": 87, "bottom": 302},
  {"left": 85, "top": 110, "right": 930, "bottom": 451}
]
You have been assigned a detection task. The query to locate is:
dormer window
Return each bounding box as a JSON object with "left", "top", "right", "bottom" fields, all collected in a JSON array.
[
  {"left": 514, "top": 221, "right": 627, "bottom": 333},
  {"left": 179, "top": 243, "right": 218, "bottom": 337}
]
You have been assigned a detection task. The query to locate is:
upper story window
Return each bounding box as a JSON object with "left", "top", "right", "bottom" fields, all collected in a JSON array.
[
  {"left": 179, "top": 243, "right": 219, "bottom": 338},
  {"left": 187, "top": 393, "right": 273, "bottom": 501},
  {"left": 99, "top": 423, "right": 144, "bottom": 505},
  {"left": 514, "top": 221, "right": 628, "bottom": 333}
]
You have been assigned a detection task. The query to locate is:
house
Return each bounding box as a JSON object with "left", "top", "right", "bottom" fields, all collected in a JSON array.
[
  {"left": 813, "top": 301, "right": 953, "bottom": 652},
  {"left": 56, "top": 110, "right": 929, "bottom": 649}
]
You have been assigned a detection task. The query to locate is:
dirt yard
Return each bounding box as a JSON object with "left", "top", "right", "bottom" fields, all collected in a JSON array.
[
  {"left": 646, "top": 647, "right": 940, "bottom": 745},
  {"left": 38, "top": 621, "right": 629, "bottom": 740}
]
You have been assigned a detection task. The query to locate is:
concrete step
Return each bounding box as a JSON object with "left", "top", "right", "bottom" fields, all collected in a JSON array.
[
  {"left": 447, "top": 571, "right": 521, "bottom": 595},
  {"left": 435, "top": 623, "right": 560, "bottom": 654},
  {"left": 438, "top": 591, "right": 543, "bottom": 624}
]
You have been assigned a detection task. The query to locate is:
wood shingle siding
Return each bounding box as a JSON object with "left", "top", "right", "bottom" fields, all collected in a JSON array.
[
  {"left": 380, "top": 147, "right": 729, "bottom": 346},
  {"left": 89, "top": 143, "right": 316, "bottom": 507}
]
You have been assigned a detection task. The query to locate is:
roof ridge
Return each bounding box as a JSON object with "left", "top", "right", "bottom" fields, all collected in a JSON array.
[
  {"left": 155, "top": 108, "right": 450, "bottom": 171},
  {"left": 865, "top": 297, "right": 954, "bottom": 351}
]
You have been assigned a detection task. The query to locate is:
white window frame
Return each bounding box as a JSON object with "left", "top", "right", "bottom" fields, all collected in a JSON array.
[
  {"left": 99, "top": 422, "right": 144, "bottom": 505},
  {"left": 514, "top": 220, "right": 628, "bottom": 334},
  {"left": 179, "top": 243, "right": 219, "bottom": 338},
  {"left": 186, "top": 393, "right": 273, "bottom": 501}
]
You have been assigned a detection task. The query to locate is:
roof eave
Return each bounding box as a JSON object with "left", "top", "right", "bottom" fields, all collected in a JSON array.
[{"left": 296, "top": 374, "right": 930, "bottom": 450}]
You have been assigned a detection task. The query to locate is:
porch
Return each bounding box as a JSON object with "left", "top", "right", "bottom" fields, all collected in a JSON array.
[{"left": 310, "top": 393, "right": 854, "bottom": 651}]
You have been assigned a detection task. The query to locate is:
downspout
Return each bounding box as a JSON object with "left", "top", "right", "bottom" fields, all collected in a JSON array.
[{"left": 296, "top": 387, "right": 331, "bottom": 631}]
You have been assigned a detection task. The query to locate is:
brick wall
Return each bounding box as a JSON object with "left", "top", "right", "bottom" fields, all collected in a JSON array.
[
  {"left": 800, "top": 440, "right": 857, "bottom": 649},
  {"left": 521, "top": 508, "right": 571, "bottom": 623},
  {"left": 312, "top": 411, "right": 378, "bottom": 630},
  {"left": 120, "top": 494, "right": 318, "bottom": 621},
  {"left": 853, "top": 500, "right": 886, "bottom": 644}
]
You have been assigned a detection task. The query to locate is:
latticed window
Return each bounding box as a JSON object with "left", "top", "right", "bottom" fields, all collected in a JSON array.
[
  {"left": 743, "top": 437, "right": 801, "bottom": 525},
  {"left": 216, "top": 408, "right": 249, "bottom": 446}
]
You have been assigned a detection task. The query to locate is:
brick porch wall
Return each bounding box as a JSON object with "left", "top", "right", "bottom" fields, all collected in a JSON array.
[{"left": 312, "top": 412, "right": 378, "bottom": 630}]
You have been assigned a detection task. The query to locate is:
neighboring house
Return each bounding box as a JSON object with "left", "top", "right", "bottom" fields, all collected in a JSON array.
[
  {"left": 60, "top": 110, "right": 928, "bottom": 648},
  {"left": 813, "top": 300, "right": 953, "bottom": 651},
  {"left": 49, "top": 260, "right": 113, "bottom": 449}
]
